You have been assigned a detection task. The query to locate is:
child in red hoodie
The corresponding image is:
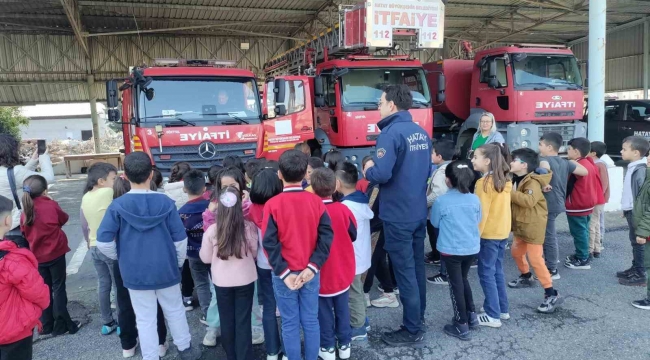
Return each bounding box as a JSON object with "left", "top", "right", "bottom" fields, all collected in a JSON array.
[
  {"left": 20, "top": 175, "right": 79, "bottom": 336},
  {"left": 0, "top": 194, "right": 50, "bottom": 360},
  {"left": 311, "top": 167, "right": 357, "bottom": 360},
  {"left": 564, "top": 138, "right": 604, "bottom": 270}
]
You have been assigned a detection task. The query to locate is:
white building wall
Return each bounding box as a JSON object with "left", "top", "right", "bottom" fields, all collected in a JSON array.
[{"left": 20, "top": 117, "right": 107, "bottom": 142}]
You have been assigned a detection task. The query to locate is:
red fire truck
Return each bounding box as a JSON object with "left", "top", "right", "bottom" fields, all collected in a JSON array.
[
  {"left": 261, "top": 0, "right": 445, "bottom": 167},
  {"left": 425, "top": 44, "right": 586, "bottom": 156},
  {"left": 105, "top": 59, "right": 298, "bottom": 175}
]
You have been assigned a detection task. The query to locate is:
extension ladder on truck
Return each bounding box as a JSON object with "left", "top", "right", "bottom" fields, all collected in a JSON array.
[{"left": 263, "top": 0, "right": 446, "bottom": 77}]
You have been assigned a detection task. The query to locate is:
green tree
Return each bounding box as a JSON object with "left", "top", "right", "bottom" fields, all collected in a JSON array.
[{"left": 0, "top": 107, "right": 29, "bottom": 140}]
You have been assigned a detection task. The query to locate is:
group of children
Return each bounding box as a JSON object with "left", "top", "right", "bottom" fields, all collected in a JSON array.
[{"left": 4, "top": 131, "right": 650, "bottom": 359}]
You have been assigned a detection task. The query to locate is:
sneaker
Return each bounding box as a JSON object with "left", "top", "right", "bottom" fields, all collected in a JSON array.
[
  {"left": 479, "top": 307, "right": 510, "bottom": 320},
  {"left": 618, "top": 272, "right": 647, "bottom": 286},
  {"left": 319, "top": 347, "right": 335, "bottom": 360},
  {"left": 101, "top": 321, "right": 118, "bottom": 335},
  {"left": 378, "top": 284, "right": 399, "bottom": 295},
  {"left": 252, "top": 326, "right": 265, "bottom": 345},
  {"left": 631, "top": 298, "right": 650, "bottom": 310},
  {"left": 477, "top": 313, "right": 502, "bottom": 328},
  {"left": 381, "top": 326, "right": 425, "bottom": 347},
  {"left": 467, "top": 311, "right": 478, "bottom": 330},
  {"left": 565, "top": 254, "right": 577, "bottom": 262},
  {"left": 370, "top": 292, "right": 399, "bottom": 308},
  {"left": 199, "top": 315, "right": 208, "bottom": 326},
  {"left": 53, "top": 320, "right": 81, "bottom": 336},
  {"left": 508, "top": 275, "right": 534, "bottom": 288},
  {"left": 365, "top": 317, "right": 371, "bottom": 332},
  {"left": 183, "top": 297, "right": 193, "bottom": 311},
  {"left": 424, "top": 256, "right": 440, "bottom": 266},
  {"left": 564, "top": 257, "right": 591, "bottom": 270},
  {"left": 592, "top": 252, "right": 601, "bottom": 258},
  {"left": 116, "top": 326, "right": 121, "bottom": 336},
  {"left": 178, "top": 344, "right": 201, "bottom": 360},
  {"left": 617, "top": 266, "right": 635, "bottom": 278},
  {"left": 533, "top": 269, "right": 561, "bottom": 281},
  {"left": 470, "top": 258, "right": 478, "bottom": 269},
  {"left": 122, "top": 340, "right": 138, "bottom": 358},
  {"left": 537, "top": 291, "right": 564, "bottom": 313},
  {"left": 159, "top": 341, "right": 168, "bottom": 358},
  {"left": 203, "top": 327, "right": 220, "bottom": 347},
  {"left": 426, "top": 273, "right": 448, "bottom": 285},
  {"left": 350, "top": 326, "right": 367, "bottom": 341},
  {"left": 266, "top": 353, "right": 283, "bottom": 360},
  {"left": 338, "top": 343, "right": 351, "bottom": 360},
  {"left": 443, "top": 322, "right": 470, "bottom": 341},
  {"left": 365, "top": 293, "right": 371, "bottom": 307}
]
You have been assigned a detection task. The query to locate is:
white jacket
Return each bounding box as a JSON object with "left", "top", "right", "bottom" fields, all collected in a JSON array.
[
  {"left": 427, "top": 162, "right": 450, "bottom": 209},
  {"left": 0, "top": 155, "right": 55, "bottom": 230},
  {"left": 342, "top": 195, "right": 374, "bottom": 275},
  {"left": 164, "top": 180, "right": 189, "bottom": 209}
]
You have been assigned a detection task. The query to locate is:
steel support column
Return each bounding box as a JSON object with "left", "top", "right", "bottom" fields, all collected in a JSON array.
[
  {"left": 587, "top": 0, "right": 606, "bottom": 142},
  {"left": 644, "top": 19, "right": 649, "bottom": 99},
  {"left": 87, "top": 74, "right": 101, "bottom": 153}
]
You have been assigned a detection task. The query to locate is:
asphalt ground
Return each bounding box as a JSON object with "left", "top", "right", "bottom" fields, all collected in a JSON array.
[{"left": 31, "top": 175, "right": 649, "bottom": 360}]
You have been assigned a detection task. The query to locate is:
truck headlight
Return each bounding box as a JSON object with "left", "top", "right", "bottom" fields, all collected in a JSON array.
[
  {"left": 521, "top": 141, "right": 529, "bottom": 148},
  {"left": 520, "top": 128, "right": 529, "bottom": 137},
  {"left": 351, "top": 155, "right": 357, "bottom": 161}
]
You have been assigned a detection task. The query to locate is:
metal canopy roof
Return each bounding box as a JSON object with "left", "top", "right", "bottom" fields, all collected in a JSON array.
[{"left": 0, "top": 0, "right": 649, "bottom": 105}]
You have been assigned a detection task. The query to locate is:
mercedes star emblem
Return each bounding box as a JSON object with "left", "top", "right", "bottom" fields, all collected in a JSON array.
[{"left": 198, "top": 141, "right": 217, "bottom": 159}]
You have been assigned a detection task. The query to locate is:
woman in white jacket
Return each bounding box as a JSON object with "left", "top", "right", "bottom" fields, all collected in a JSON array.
[
  {"left": 0, "top": 134, "right": 55, "bottom": 246},
  {"left": 163, "top": 161, "right": 191, "bottom": 209}
]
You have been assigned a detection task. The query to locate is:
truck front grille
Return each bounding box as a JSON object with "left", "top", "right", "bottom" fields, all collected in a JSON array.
[
  {"left": 538, "top": 125, "right": 575, "bottom": 150},
  {"left": 150, "top": 142, "right": 257, "bottom": 174}
]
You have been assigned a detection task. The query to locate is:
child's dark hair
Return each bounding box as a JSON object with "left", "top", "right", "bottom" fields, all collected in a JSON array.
[
  {"left": 169, "top": 161, "right": 191, "bottom": 183},
  {"left": 362, "top": 155, "right": 374, "bottom": 170},
  {"left": 22, "top": 175, "right": 48, "bottom": 226},
  {"left": 215, "top": 186, "right": 249, "bottom": 260},
  {"left": 223, "top": 155, "right": 245, "bottom": 174},
  {"left": 124, "top": 152, "right": 154, "bottom": 184},
  {"left": 590, "top": 141, "right": 607, "bottom": 158},
  {"left": 264, "top": 160, "right": 279, "bottom": 172},
  {"left": 279, "top": 150, "right": 308, "bottom": 183},
  {"left": 497, "top": 143, "right": 512, "bottom": 164},
  {"left": 623, "top": 136, "right": 650, "bottom": 157},
  {"left": 250, "top": 168, "right": 283, "bottom": 205},
  {"left": 445, "top": 160, "right": 475, "bottom": 194},
  {"left": 208, "top": 165, "right": 224, "bottom": 186},
  {"left": 113, "top": 176, "right": 131, "bottom": 199},
  {"left": 540, "top": 132, "right": 563, "bottom": 152},
  {"left": 152, "top": 169, "right": 163, "bottom": 188},
  {"left": 306, "top": 139, "right": 323, "bottom": 158},
  {"left": 511, "top": 148, "right": 539, "bottom": 173},
  {"left": 433, "top": 140, "right": 455, "bottom": 161},
  {"left": 0, "top": 195, "right": 13, "bottom": 217},
  {"left": 567, "top": 137, "right": 591, "bottom": 158},
  {"left": 244, "top": 159, "right": 265, "bottom": 181},
  {"left": 84, "top": 162, "right": 117, "bottom": 194},
  {"left": 210, "top": 167, "right": 247, "bottom": 202},
  {"left": 323, "top": 150, "right": 344, "bottom": 170},
  {"left": 310, "top": 167, "right": 337, "bottom": 198},
  {"left": 335, "top": 162, "right": 358, "bottom": 187},
  {"left": 476, "top": 143, "right": 510, "bottom": 193},
  {"left": 308, "top": 157, "right": 325, "bottom": 170},
  {"left": 183, "top": 169, "right": 206, "bottom": 196}
]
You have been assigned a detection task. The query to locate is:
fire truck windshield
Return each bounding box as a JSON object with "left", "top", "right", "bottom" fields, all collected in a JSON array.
[
  {"left": 512, "top": 54, "right": 582, "bottom": 89},
  {"left": 138, "top": 77, "right": 261, "bottom": 123},
  {"left": 339, "top": 68, "right": 430, "bottom": 110}
]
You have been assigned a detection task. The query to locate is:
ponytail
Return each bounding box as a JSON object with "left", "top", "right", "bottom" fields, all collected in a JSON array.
[{"left": 22, "top": 175, "right": 48, "bottom": 226}]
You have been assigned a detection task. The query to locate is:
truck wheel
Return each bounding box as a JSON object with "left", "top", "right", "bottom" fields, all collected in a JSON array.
[{"left": 459, "top": 137, "right": 473, "bottom": 160}]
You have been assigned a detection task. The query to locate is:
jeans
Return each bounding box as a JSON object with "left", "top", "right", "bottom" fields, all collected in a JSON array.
[
  {"left": 38, "top": 255, "right": 77, "bottom": 334},
  {"left": 567, "top": 215, "right": 591, "bottom": 261},
  {"left": 215, "top": 282, "right": 255, "bottom": 360},
  {"left": 91, "top": 246, "right": 117, "bottom": 325},
  {"left": 257, "top": 267, "right": 281, "bottom": 356},
  {"left": 348, "top": 275, "right": 365, "bottom": 328},
  {"left": 318, "top": 291, "right": 351, "bottom": 348},
  {"left": 187, "top": 257, "right": 212, "bottom": 315},
  {"left": 477, "top": 239, "right": 509, "bottom": 319},
  {"left": 0, "top": 335, "right": 32, "bottom": 360},
  {"left": 181, "top": 260, "right": 194, "bottom": 298},
  {"left": 363, "top": 230, "right": 395, "bottom": 294},
  {"left": 543, "top": 211, "right": 561, "bottom": 271},
  {"left": 625, "top": 210, "right": 646, "bottom": 274},
  {"left": 272, "top": 272, "right": 320, "bottom": 360},
  {"left": 426, "top": 220, "right": 440, "bottom": 261},
  {"left": 383, "top": 220, "right": 427, "bottom": 334},
  {"left": 113, "top": 261, "right": 166, "bottom": 351},
  {"left": 443, "top": 255, "right": 476, "bottom": 324}
]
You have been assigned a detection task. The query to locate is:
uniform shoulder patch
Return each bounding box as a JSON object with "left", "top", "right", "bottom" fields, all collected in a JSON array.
[
  {"left": 527, "top": 189, "right": 533, "bottom": 195},
  {"left": 377, "top": 148, "right": 386, "bottom": 159}
]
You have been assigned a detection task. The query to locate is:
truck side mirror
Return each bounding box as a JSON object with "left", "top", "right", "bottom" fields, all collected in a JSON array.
[
  {"left": 314, "top": 76, "right": 324, "bottom": 96},
  {"left": 488, "top": 78, "right": 499, "bottom": 89},
  {"left": 107, "top": 109, "right": 121, "bottom": 122},
  {"left": 488, "top": 60, "right": 497, "bottom": 78},
  {"left": 106, "top": 80, "right": 119, "bottom": 108},
  {"left": 275, "top": 104, "right": 287, "bottom": 116},
  {"left": 274, "top": 79, "right": 286, "bottom": 104},
  {"left": 436, "top": 73, "right": 446, "bottom": 103}
]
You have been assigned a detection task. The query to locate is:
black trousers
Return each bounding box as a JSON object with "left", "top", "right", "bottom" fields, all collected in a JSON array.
[
  {"left": 426, "top": 222, "right": 440, "bottom": 261},
  {"left": 181, "top": 259, "right": 194, "bottom": 298},
  {"left": 215, "top": 282, "right": 255, "bottom": 360},
  {"left": 443, "top": 255, "right": 476, "bottom": 324},
  {"left": 0, "top": 335, "right": 32, "bottom": 360},
  {"left": 363, "top": 230, "right": 396, "bottom": 293},
  {"left": 38, "top": 255, "right": 76, "bottom": 335},
  {"left": 113, "top": 261, "right": 167, "bottom": 350}
]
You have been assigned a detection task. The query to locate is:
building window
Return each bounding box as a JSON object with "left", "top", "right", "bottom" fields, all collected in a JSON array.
[{"left": 81, "top": 130, "right": 93, "bottom": 141}]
